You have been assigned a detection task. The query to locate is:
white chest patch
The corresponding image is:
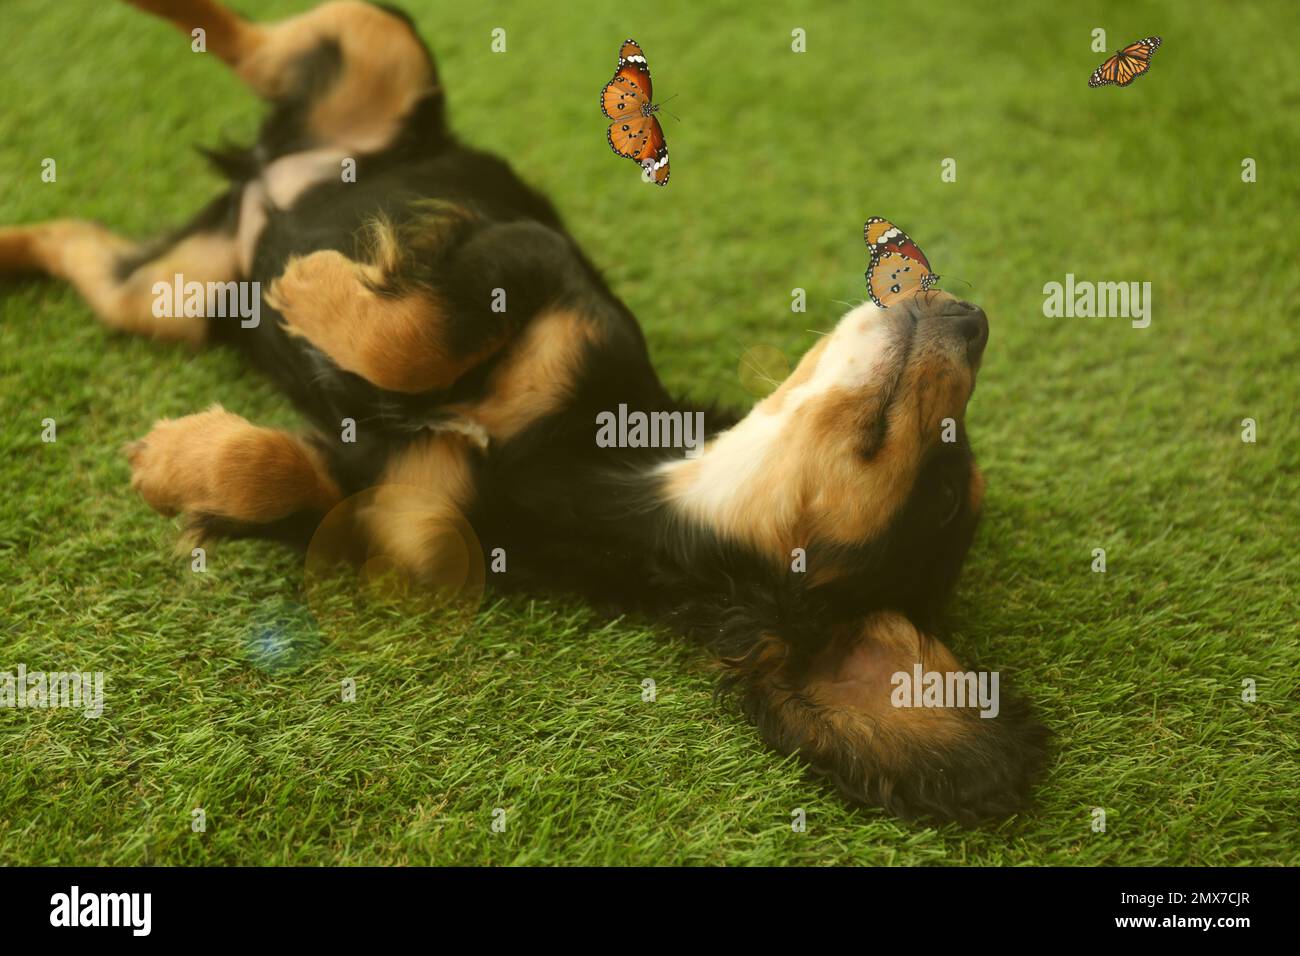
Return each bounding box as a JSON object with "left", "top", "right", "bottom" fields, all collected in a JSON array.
[{"left": 661, "top": 302, "right": 895, "bottom": 520}]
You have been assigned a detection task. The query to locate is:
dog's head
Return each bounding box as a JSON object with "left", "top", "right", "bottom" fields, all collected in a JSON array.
[
  {"left": 664, "top": 289, "right": 988, "bottom": 620},
  {"left": 665, "top": 291, "right": 1046, "bottom": 822}
]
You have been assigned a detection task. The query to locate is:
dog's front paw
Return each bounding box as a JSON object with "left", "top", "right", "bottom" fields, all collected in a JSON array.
[
  {"left": 266, "top": 251, "right": 357, "bottom": 353},
  {"left": 125, "top": 405, "right": 342, "bottom": 528},
  {"left": 124, "top": 405, "right": 235, "bottom": 517}
]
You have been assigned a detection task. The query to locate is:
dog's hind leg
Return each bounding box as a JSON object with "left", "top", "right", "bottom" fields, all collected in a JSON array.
[
  {"left": 0, "top": 200, "right": 242, "bottom": 346},
  {"left": 125, "top": 0, "right": 265, "bottom": 68},
  {"left": 125, "top": 0, "right": 441, "bottom": 154},
  {"left": 349, "top": 431, "right": 483, "bottom": 590},
  {"left": 127, "top": 405, "right": 484, "bottom": 582},
  {"left": 126, "top": 405, "right": 343, "bottom": 538}
]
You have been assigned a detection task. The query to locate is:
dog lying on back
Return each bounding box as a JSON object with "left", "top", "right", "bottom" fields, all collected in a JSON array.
[{"left": 0, "top": 0, "right": 1046, "bottom": 823}]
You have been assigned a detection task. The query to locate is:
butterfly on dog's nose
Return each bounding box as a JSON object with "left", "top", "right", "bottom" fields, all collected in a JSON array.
[
  {"left": 864, "top": 217, "right": 939, "bottom": 308},
  {"left": 601, "top": 39, "right": 670, "bottom": 186}
]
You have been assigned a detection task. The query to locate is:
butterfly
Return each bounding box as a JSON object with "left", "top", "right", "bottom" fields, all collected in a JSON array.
[
  {"left": 601, "top": 39, "right": 670, "bottom": 186},
  {"left": 1089, "top": 35, "right": 1161, "bottom": 88},
  {"left": 864, "top": 217, "right": 939, "bottom": 308}
]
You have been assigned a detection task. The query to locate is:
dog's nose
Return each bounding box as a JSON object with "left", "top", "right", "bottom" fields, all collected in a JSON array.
[
  {"left": 948, "top": 300, "right": 988, "bottom": 362},
  {"left": 905, "top": 291, "right": 989, "bottom": 364},
  {"left": 927, "top": 298, "right": 988, "bottom": 364}
]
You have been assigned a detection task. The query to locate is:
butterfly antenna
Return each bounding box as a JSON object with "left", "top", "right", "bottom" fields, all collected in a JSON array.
[{"left": 658, "top": 94, "right": 682, "bottom": 122}]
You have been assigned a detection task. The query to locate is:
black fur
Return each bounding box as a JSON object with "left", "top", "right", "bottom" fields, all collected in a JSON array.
[{"left": 140, "top": 4, "right": 1046, "bottom": 823}]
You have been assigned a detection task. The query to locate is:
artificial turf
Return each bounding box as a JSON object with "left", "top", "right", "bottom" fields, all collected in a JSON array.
[{"left": 0, "top": 0, "right": 1297, "bottom": 865}]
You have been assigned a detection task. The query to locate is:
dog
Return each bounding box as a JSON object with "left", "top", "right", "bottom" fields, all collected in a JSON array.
[{"left": 0, "top": 0, "right": 1046, "bottom": 824}]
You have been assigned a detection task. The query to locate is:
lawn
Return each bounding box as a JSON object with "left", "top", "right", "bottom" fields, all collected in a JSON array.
[{"left": 0, "top": 0, "right": 1297, "bottom": 865}]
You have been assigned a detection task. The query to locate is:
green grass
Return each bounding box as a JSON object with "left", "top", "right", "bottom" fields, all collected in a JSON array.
[{"left": 1, "top": 0, "right": 1298, "bottom": 865}]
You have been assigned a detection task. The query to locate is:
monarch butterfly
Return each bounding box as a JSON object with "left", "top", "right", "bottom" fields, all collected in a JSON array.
[
  {"left": 864, "top": 217, "right": 939, "bottom": 308},
  {"left": 601, "top": 39, "right": 670, "bottom": 185},
  {"left": 1089, "top": 35, "right": 1162, "bottom": 88}
]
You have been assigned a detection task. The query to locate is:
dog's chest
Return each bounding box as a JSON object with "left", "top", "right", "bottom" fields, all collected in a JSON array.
[{"left": 236, "top": 148, "right": 352, "bottom": 274}]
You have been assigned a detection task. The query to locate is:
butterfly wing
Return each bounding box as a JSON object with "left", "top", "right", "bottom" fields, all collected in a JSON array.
[
  {"left": 641, "top": 136, "right": 670, "bottom": 186},
  {"left": 1119, "top": 35, "right": 1161, "bottom": 59},
  {"left": 1089, "top": 36, "right": 1161, "bottom": 87},
  {"left": 607, "top": 111, "right": 651, "bottom": 157},
  {"left": 601, "top": 73, "right": 650, "bottom": 120},
  {"left": 865, "top": 251, "right": 938, "bottom": 308},
  {"left": 1116, "top": 55, "right": 1146, "bottom": 86},
  {"left": 1088, "top": 54, "right": 1120, "bottom": 87},
  {"left": 864, "top": 217, "right": 933, "bottom": 272},
  {"left": 607, "top": 113, "right": 670, "bottom": 185},
  {"left": 601, "top": 39, "right": 653, "bottom": 119}
]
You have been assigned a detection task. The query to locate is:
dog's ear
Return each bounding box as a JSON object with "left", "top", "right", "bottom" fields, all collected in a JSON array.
[{"left": 729, "top": 611, "right": 1047, "bottom": 825}]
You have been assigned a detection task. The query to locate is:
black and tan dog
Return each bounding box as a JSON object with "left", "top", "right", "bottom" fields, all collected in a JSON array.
[{"left": 0, "top": 0, "right": 1046, "bottom": 823}]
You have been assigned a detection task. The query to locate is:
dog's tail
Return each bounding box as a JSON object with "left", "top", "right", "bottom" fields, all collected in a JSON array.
[{"left": 723, "top": 611, "right": 1048, "bottom": 825}]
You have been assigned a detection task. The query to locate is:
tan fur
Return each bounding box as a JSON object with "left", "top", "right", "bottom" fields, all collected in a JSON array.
[
  {"left": 664, "top": 293, "right": 978, "bottom": 567},
  {"left": 747, "top": 613, "right": 977, "bottom": 777},
  {"left": 449, "top": 309, "right": 603, "bottom": 442},
  {"left": 129, "top": 1, "right": 435, "bottom": 153},
  {"left": 267, "top": 249, "right": 499, "bottom": 394},
  {"left": 299, "top": 4, "right": 436, "bottom": 153},
  {"left": 125, "top": 0, "right": 266, "bottom": 66},
  {"left": 805, "top": 613, "right": 973, "bottom": 751},
  {"left": 241, "top": 2, "right": 435, "bottom": 153},
  {"left": 0, "top": 221, "right": 233, "bottom": 345},
  {"left": 0, "top": 224, "right": 74, "bottom": 272},
  {"left": 127, "top": 406, "right": 341, "bottom": 521},
  {"left": 357, "top": 431, "right": 479, "bottom": 585},
  {"left": 753, "top": 335, "right": 829, "bottom": 414}
]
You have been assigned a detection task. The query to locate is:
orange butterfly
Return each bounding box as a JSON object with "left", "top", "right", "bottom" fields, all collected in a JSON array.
[
  {"left": 601, "top": 39, "right": 670, "bottom": 186},
  {"left": 1089, "top": 35, "right": 1161, "bottom": 88},
  {"left": 864, "top": 218, "right": 939, "bottom": 308}
]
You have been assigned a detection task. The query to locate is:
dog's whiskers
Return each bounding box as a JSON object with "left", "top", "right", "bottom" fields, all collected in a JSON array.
[{"left": 739, "top": 353, "right": 782, "bottom": 390}]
